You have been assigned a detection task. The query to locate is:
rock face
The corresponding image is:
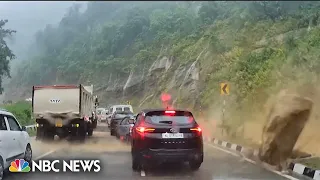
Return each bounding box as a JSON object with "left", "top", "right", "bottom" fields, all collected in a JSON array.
[{"left": 259, "top": 91, "right": 313, "bottom": 168}]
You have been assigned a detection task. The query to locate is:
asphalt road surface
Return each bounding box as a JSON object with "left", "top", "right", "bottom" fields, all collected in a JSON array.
[{"left": 6, "top": 123, "right": 308, "bottom": 180}]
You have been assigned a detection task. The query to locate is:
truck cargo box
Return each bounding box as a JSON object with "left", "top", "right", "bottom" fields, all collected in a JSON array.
[{"left": 32, "top": 84, "right": 93, "bottom": 124}]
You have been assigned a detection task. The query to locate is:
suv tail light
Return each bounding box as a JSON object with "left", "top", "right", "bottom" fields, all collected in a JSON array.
[
  {"left": 190, "top": 127, "right": 202, "bottom": 132},
  {"left": 190, "top": 126, "right": 202, "bottom": 137},
  {"left": 136, "top": 127, "right": 155, "bottom": 133}
]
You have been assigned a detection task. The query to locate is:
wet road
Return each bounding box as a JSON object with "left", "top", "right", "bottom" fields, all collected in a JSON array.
[{"left": 6, "top": 123, "right": 304, "bottom": 180}]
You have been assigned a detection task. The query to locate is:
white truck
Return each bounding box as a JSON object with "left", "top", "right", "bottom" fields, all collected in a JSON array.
[
  {"left": 83, "top": 85, "right": 98, "bottom": 129},
  {"left": 32, "top": 84, "right": 98, "bottom": 141}
]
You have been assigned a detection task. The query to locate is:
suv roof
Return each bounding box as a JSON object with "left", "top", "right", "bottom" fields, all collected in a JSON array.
[
  {"left": 0, "top": 109, "right": 14, "bottom": 116},
  {"left": 140, "top": 109, "right": 192, "bottom": 114}
]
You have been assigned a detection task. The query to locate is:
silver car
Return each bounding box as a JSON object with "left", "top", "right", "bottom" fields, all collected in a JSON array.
[{"left": 115, "top": 116, "right": 135, "bottom": 142}]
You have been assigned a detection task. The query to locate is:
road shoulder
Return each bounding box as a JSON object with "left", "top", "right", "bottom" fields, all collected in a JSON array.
[{"left": 204, "top": 137, "right": 317, "bottom": 180}]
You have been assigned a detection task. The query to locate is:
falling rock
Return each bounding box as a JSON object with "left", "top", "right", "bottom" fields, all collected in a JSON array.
[{"left": 258, "top": 92, "right": 313, "bottom": 167}]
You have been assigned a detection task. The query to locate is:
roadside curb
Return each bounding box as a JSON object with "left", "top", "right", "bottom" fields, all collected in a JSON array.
[
  {"left": 205, "top": 137, "right": 320, "bottom": 180},
  {"left": 288, "top": 162, "right": 320, "bottom": 180}
]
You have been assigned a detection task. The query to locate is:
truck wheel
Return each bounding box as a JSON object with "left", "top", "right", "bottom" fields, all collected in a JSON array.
[
  {"left": 38, "top": 127, "right": 53, "bottom": 142},
  {"left": 36, "top": 127, "right": 44, "bottom": 140},
  {"left": 78, "top": 122, "right": 87, "bottom": 142},
  {"left": 93, "top": 120, "right": 97, "bottom": 129},
  {"left": 88, "top": 128, "right": 93, "bottom": 136},
  {"left": 69, "top": 121, "right": 87, "bottom": 142},
  {"left": 79, "top": 133, "right": 86, "bottom": 142},
  {"left": 44, "top": 129, "right": 54, "bottom": 141},
  {"left": 90, "top": 117, "right": 97, "bottom": 129}
]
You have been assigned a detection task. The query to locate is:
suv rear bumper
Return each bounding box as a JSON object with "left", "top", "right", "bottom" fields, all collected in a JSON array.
[{"left": 139, "top": 148, "right": 203, "bottom": 163}]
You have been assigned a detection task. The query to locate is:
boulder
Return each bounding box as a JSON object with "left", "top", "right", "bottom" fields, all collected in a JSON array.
[{"left": 258, "top": 91, "right": 313, "bottom": 169}]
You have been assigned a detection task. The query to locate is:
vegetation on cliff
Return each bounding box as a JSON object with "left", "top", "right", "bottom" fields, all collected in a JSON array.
[
  {"left": 6, "top": 1, "right": 320, "bottom": 130},
  {"left": 0, "top": 19, "right": 16, "bottom": 93}
]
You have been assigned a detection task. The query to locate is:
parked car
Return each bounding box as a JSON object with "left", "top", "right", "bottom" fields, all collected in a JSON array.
[
  {"left": 115, "top": 116, "right": 135, "bottom": 141},
  {"left": 107, "top": 105, "right": 133, "bottom": 127},
  {"left": 110, "top": 111, "right": 134, "bottom": 136},
  {"left": 0, "top": 109, "right": 32, "bottom": 179}
]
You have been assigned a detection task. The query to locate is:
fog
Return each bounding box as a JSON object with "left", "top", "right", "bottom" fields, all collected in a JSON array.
[
  {"left": 0, "top": 1, "right": 86, "bottom": 101},
  {"left": 0, "top": 1, "right": 85, "bottom": 65}
]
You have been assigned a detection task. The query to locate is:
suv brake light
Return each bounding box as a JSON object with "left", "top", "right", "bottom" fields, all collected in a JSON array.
[
  {"left": 165, "top": 110, "right": 175, "bottom": 114},
  {"left": 136, "top": 127, "right": 155, "bottom": 133}
]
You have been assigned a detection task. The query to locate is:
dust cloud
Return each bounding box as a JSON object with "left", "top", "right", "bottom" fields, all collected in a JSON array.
[
  {"left": 31, "top": 123, "right": 130, "bottom": 157},
  {"left": 197, "top": 81, "right": 320, "bottom": 157},
  {"left": 259, "top": 90, "right": 313, "bottom": 170}
]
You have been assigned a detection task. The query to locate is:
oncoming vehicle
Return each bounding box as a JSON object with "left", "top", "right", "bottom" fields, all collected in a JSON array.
[
  {"left": 107, "top": 105, "right": 133, "bottom": 126},
  {"left": 131, "top": 109, "right": 203, "bottom": 171},
  {"left": 110, "top": 111, "right": 134, "bottom": 136},
  {"left": 0, "top": 109, "right": 32, "bottom": 180}
]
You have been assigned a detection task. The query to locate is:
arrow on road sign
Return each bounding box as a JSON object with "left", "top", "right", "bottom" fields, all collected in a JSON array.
[
  {"left": 220, "top": 83, "right": 229, "bottom": 95},
  {"left": 223, "top": 84, "right": 227, "bottom": 94}
]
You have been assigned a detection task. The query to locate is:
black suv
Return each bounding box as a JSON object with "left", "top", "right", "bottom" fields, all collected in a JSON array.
[{"left": 131, "top": 109, "right": 203, "bottom": 171}]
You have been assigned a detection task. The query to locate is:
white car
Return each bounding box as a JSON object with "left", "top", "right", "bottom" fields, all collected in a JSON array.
[
  {"left": 97, "top": 108, "right": 108, "bottom": 122},
  {"left": 0, "top": 109, "right": 32, "bottom": 180}
]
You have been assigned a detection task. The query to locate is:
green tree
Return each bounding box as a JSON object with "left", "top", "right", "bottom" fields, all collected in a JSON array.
[{"left": 0, "top": 19, "right": 16, "bottom": 93}]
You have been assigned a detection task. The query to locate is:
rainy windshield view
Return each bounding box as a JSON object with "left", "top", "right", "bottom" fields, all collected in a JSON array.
[{"left": 0, "top": 1, "right": 319, "bottom": 180}]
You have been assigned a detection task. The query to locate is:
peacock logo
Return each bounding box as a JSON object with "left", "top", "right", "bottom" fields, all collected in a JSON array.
[{"left": 9, "top": 159, "right": 31, "bottom": 172}]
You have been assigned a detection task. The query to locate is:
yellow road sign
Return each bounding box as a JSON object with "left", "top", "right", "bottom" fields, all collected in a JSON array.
[{"left": 220, "top": 83, "right": 229, "bottom": 95}]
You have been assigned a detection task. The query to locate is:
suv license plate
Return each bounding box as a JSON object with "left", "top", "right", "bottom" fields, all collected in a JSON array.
[
  {"left": 162, "top": 133, "right": 184, "bottom": 139},
  {"left": 55, "top": 119, "right": 63, "bottom": 127}
]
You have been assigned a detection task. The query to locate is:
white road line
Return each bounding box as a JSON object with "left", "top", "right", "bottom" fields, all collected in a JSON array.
[
  {"left": 140, "top": 170, "right": 146, "bottom": 177},
  {"left": 34, "top": 149, "right": 59, "bottom": 160},
  {"left": 207, "top": 143, "right": 241, "bottom": 157},
  {"left": 206, "top": 143, "right": 300, "bottom": 180}
]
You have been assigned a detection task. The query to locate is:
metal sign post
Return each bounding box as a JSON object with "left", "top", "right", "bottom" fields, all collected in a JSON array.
[{"left": 220, "top": 83, "right": 229, "bottom": 136}]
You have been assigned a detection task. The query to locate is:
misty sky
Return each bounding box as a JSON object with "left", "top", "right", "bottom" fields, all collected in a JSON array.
[
  {"left": 0, "top": 1, "right": 87, "bottom": 91},
  {"left": 0, "top": 1, "right": 86, "bottom": 63}
]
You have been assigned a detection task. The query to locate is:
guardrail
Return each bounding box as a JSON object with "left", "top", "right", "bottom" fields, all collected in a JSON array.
[{"left": 26, "top": 124, "right": 37, "bottom": 131}]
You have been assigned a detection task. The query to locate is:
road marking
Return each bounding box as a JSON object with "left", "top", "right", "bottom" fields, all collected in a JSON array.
[
  {"left": 34, "top": 149, "right": 59, "bottom": 160},
  {"left": 206, "top": 143, "right": 300, "bottom": 180},
  {"left": 140, "top": 170, "right": 146, "bottom": 176},
  {"left": 207, "top": 143, "right": 241, "bottom": 157}
]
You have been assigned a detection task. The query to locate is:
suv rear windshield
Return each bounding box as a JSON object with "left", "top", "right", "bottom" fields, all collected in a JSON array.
[{"left": 145, "top": 111, "right": 194, "bottom": 125}]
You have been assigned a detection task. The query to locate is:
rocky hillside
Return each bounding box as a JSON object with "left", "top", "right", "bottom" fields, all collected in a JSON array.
[{"left": 5, "top": 2, "right": 320, "bottom": 133}]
